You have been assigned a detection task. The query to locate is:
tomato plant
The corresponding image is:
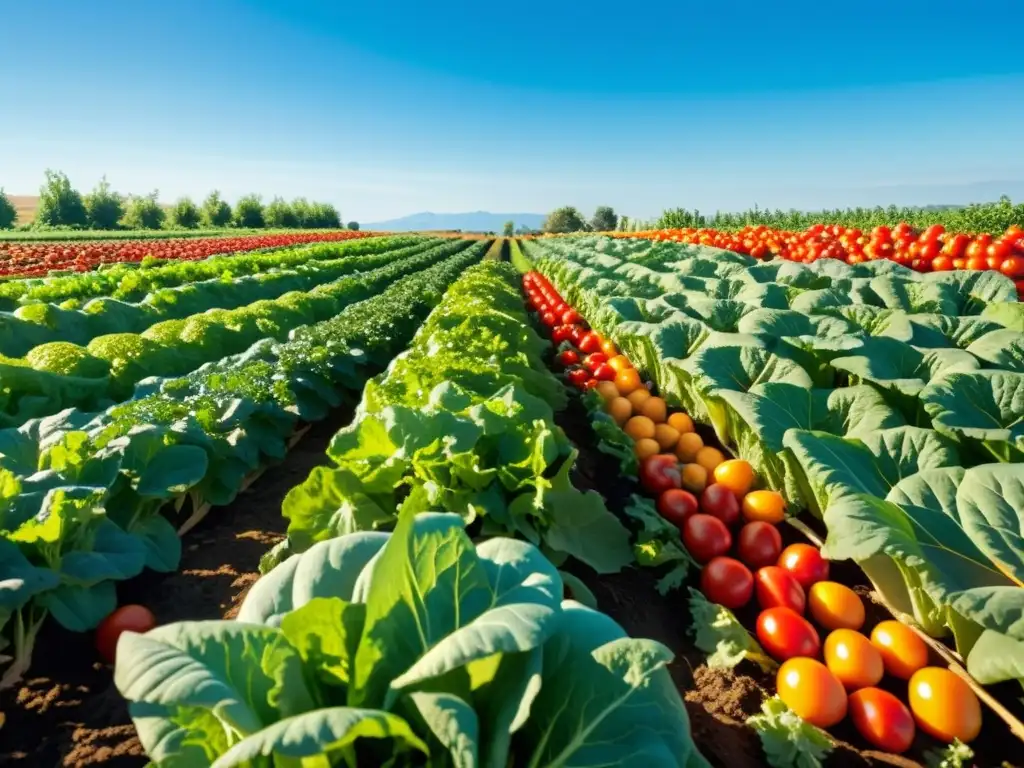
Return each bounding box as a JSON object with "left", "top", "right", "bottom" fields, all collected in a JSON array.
[
  {"left": 700, "top": 557, "right": 754, "bottom": 609},
  {"left": 96, "top": 604, "right": 157, "bottom": 663},
  {"left": 777, "top": 543, "right": 829, "bottom": 589},
  {"left": 735, "top": 521, "right": 782, "bottom": 570},
  {"left": 682, "top": 514, "right": 732, "bottom": 563},
  {"left": 754, "top": 566, "right": 806, "bottom": 614},
  {"left": 756, "top": 606, "right": 820, "bottom": 661}
]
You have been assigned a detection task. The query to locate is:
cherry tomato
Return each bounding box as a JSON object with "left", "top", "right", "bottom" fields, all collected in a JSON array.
[
  {"left": 639, "top": 454, "right": 682, "bottom": 494},
  {"left": 808, "top": 581, "right": 865, "bottom": 631},
  {"left": 756, "top": 606, "right": 820, "bottom": 661},
  {"left": 551, "top": 325, "right": 574, "bottom": 344},
  {"left": 556, "top": 349, "right": 580, "bottom": 367},
  {"left": 869, "top": 620, "right": 929, "bottom": 680},
  {"left": 541, "top": 311, "right": 558, "bottom": 327},
  {"left": 592, "top": 363, "right": 617, "bottom": 381},
  {"left": 700, "top": 557, "right": 753, "bottom": 609},
  {"left": 583, "top": 352, "right": 608, "bottom": 372},
  {"left": 570, "top": 325, "right": 587, "bottom": 346},
  {"left": 578, "top": 331, "right": 603, "bottom": 354},
  {"left": 777, "top": 543, "right": 829, "bottom": 589},
  {"left": 736, "top": 521, "right": 782, "bottom": 570},
  {"left": 848, "top": 688, "right": 915, "bottom": 753},
  {"left": 777, "top": 657, "right": 848, "bottom": 728},
  {"left": 742, "top": 490, "right": 786, "bottom": 524},
  {"left": 96, "top": 604, "right": 157, "bottom": 663},
  {"left": 755, "top": 566, "right": 806, "bottom": 613},
  {"left": 682, "top": 514, "right": 733, "bottom": 563},
  {"left": 823, "top": 628, "right": 883, "bottom": 690},
  {"left": 566, "top": 368, "right": 590, "bottom": 388},
  {"left": 712, "top": 459, "right": 755, "bottom": 497},
  {"left": 583, "top": 379, "right": 599, "bottom": 390},
  {"left": 561, "top": 308, "right": 581, "bottom": 325},
  {"left": 908, "top": 667, "right": 982, "bottom": 743},
  {"left": 656, "top": 488, "right": 698, "bottom": 530},
  {"left": 700, "top": 483, "right": 740, "bottom": 526},
  {"left": 600, "top": 338, "right": 619, "bottom": 357}
]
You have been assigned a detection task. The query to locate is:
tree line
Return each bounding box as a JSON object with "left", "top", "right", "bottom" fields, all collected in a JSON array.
[{"left": 0, "top": 170, "right": 357, "bottom": 231}]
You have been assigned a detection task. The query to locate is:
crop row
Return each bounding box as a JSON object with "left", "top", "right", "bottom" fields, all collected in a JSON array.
[
  {"left": 0, "top": 229, "right": 373, "bottom": 277},
  {"left": 620, "top": 223, "right": 1024, "bottom": 291},
  {"left": 108, "top": 260, "right": 709, "bottom": 767},
  {"left": 524, "top": 235, "right": 1024, "bottom": 695},
  {"left": 0, "top": 241, "right": 485, "bottom": 688},
  {"left": 0, "top": 240, "right": 460, "bottom": 426}
]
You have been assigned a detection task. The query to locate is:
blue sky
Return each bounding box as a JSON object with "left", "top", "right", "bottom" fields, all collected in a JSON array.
[{"left": 3, "top": 0, "right": 1023, "bottom": 222}]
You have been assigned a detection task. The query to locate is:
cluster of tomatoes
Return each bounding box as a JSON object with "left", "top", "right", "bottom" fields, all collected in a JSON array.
[
  {"left": 0, "top": 230, "right": 371, "bottom": 278},
  {"left": 623, "top": 223, "right": 1024, "bottom": 295},
  {"left": 522, "top": 270, "right": 985, "bottom": 756}
]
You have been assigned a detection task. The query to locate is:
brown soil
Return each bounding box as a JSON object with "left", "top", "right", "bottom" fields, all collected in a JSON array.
[{"left": 0, "top": 411, "right": 352, "bottom": 768}]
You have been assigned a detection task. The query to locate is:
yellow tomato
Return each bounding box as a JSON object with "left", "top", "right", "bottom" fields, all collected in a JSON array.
[
  {"left": 615, "top": 368, "right": 642, "bottom": 395},
  {"left": 681, "top": 463, "right": 708, "bottom": 494},
  {"left": 608, "top": 355, "right": 632, "bottom": 373},
  {"left": 808, "top": 582, "right": 865, "bottom": 631},
  {"left": 777, "top": 657, "right": 848, "bottom": 729},
  {"left": 639, "top": 396, "right": 667, "bottom": 424},
  {"left": 713, "top": 459, "right": 755, "bottom": 497},
  {"left": 741, "top": 490, "right": 786, "bottom": 524},
  {"left": 624, "top": 415, "right": 656, "bottom": 441},
  {"left": 626, "top": 388, "right": 651, "bottom": 409},
  {"left": 634, "top": 438, "right": 660, "bottom": 460},
  {"left": 595, "top": 381, "right": 619, "bottom": 402},
  {"left": 675, "top": 432, "right": 704, "bottom": 463},
  {"left": 869, "top": 621, "right": 929, "bottom": 680},
  {"left": 695, "top": 446, "right": 725, "bottom": 473},
  {"left": 653, "top": 423, "right": 680, "bottom": 451},
  {"left": 823, "top": 629, "right": 884, "bottom": 691},
  {"left": 667, "top": 411, "right": 695, "bottom": 434},
  {"left": 607, "top": 397, "right": 632, "bottom": 426},
  {"left": 908, "top": 667, "right": 982, "bottom": 743}
]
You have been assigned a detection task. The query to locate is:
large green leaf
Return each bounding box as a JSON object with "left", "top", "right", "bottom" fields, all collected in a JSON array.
[
  {"left": 920, "top": 370, "right": 1024, "bottom": 462},
  {"left": 965, "top": 328, "right": 1024, "bottom": 372},
  {"left": 906, "top": 314, "right": 1004, "bottom": 350}
]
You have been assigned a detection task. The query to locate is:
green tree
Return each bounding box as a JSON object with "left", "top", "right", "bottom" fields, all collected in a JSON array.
[
  {"left": 347, "top": 221, "right": 360, "bottom": 231},
  {"left": 618, "top": 215, "right": 630, "bottom": 231},
  {"left": 307, "top": 201, "right": 340, "bottom": 228},
  {"left": 169, "top": 197, "right": 201, "bottom": 228},
  {"left": 84, "top": 176, "right": 124, "bottom": 230},
  {"left": 201, "top": 191, "right": 232, "bottom": 227},
  {"left": 0, "top": 188, "right": 16, "bottom": 229},
  {"left": 122, "top": 191, "right": 166, "bottom": 229},
  {"left": 264, "top": 197, "right": 298, "bottom": 228},
  {"left": 502, "top": 220, "right": 515, "bottom": 236},
  {"left": 234, "top": 194, "right": 265, "bottom": 228},
  {"left": 590, "top": 206, "right": 618, "bottom": 232},
  {"left": 35, "top": 169, "right": 88, "bottom": 228},
  {"left": 542, "top": 206, "right": 587, "bottom": 234}
]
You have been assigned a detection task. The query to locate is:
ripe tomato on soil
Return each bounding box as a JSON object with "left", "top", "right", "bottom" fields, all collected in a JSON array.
[
  {"left": 96, "top": 604, "right": 157, "bottom": 664},
  {"left": 712, "top": 459, "right": 755, "bottom": 497},
  {"left": 755, "top": 566, "right": 807, "bottom": 614},
  {"left": 848, "top": 688, "right": 916, "bottom": 753},
  {"left": 656, "top": 488, "right": 698, "bottom": 529},
  {"left": 808, "top": 581, "right": 865, "bottom": 631},
  {"left": 777, "top": 657, "right": 848, "bottom": 728},
  {"left": 757, "top": 606, "right": 820, "bottom": 661},
  {"left": 700, "top": 557, "right": 754, "bottom": 609},
  {"left": 777, "top": 543, "right": 829, "bottom": 589},
  {"left": 639, "top": 454, "right": 681, "bottom": 494},
  {"left": 908, "top": 667, "right": 982, "bottom": 743},
  {"left": 682, "top": 514, "right": 732, "bottom": 563},
  {"left": 869, "top": 620, "right": 929, "bottom": 680},
  {"left": 700, "top": 483, "right": 740, "bottom": 526},
  {"left": 742, "top": 490, "right": 786, "bottom": 523},
  {"left": 823, "top": 628, "right": 884, "bottom": 691},
  {"left": 736, "top": 522, "right": 782, "bottom": 570}
]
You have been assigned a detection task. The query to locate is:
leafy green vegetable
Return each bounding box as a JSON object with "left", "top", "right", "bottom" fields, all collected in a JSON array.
[
  {"left": 688, "top": 589, "right": 776, "bottom": 672},
  {"left": 746, "top": 696, "right": 833, "bottom": 768}
]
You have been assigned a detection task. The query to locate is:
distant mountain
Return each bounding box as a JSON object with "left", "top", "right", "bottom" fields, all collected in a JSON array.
[{"left": 364, "top": 211, "right": 545, "bottom": 233}]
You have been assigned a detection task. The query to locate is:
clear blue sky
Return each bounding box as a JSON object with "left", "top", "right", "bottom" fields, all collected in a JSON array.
[{"left": 3, "top": 0, "right": 1024, "bottom": 222}]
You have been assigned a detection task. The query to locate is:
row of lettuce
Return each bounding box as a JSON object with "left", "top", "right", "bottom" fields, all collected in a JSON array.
[
  {"left": 0, "top": 240, "right": 486, "bottom": 688},
  {"left": 110, "top": 261, "right": 712, "bottom": 767},
  {"left": 522, "top": 235, "right": 1024, "bottom": 692},
  {"left": 0, "top": 237, "right": 445, "bottom": 426}
]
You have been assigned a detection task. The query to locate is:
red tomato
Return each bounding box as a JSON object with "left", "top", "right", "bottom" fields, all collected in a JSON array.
[
  {"left": 556, "top": 349, "right": 580, "bottom": 367},
  {"left": 682, "top": 514, "right": 733, "bottom": 563},
  {"left": 848, "top": 688, "right": 916, "bottom": 753},
  {"left": 1000, "top": 256, "right": 1024, "bottom": 278},
  {"left": 755, "top": 566, "right": 806, "bottom": 613},
  {"left": 578, "top": 332, "right": 603, "bottom": 354},
  {"left": 541, "top": 311, "right": 558, "bottom": 327},
  {"left": 583, "top": 379, "right": 599, "bottom": 390},
  {"left": 570, "top": 325, "right": 588, "bottom": 346},
  {"left": 561, "top": 308, "right": 581, "bottom": 325},
  {"left": 777, "top": 543, "right": 829, "bottom": 589},
  {"left": 700, "top": 483, "right": 740, "bottom": 526},
  {"left": 96, "top": 604, "right": 157, "bottom": 663},
  {"left": 592, "top": 363, "right": 616, "bottom": 381},
  {"left": 756, "top": 606, "right": 820, "bottom": 661},
  {"left": 736, "top": 521, "right": 782, "bottom": 570},
  {"left": 656, "top": 488, "right": 698, "bottom": 530},
  {"left": 551, "top": 325, "right": 574, "bottom": 344},
  {"left": 639, "top": 454, "right": 682, "bottom": 494},
  {"left": 700, "top": 557, "right": 754, "bottom": 609},
  {"left": 566, "top": 368, "right": 590, "bottom": 388},
  {"left": 583, "top": 352, "right": 608, "bottom": 372}
]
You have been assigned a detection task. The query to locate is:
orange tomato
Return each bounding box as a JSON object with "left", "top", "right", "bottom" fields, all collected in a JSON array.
[
  {"left": 713, "top": 459, "right": 755, "bottom": 497},
  {"left": 639, "top": 396, "right": 667, "bottom": 423},
  {"left": 777, "top": 657, "right": 848, "bottom": 728},
  {"left": 607, "top": 397, "right": 632, "bottom": 426},
  {"left": 694, "top": 446, "right": 725, "bottom": 473},
  {"left": 634, "top": 438, "right": 660, "bottom": 460},
  {"left": 654, "top": 423, "right": 681, "bottom": 451},
  {"left": 869, "top": 621, "right": 928, "bottom": 680},
  {"left": 681, "top": 463, "right": 708, "bottom": 494},
  {"left": 596, "top": 381, "right": 619, "bottom": 402},
  {"left": 808, "top": 582, "right": 865, "bottom": 631},
  {"left": 667, "top": 412, "right": 695, "bottom": 434},
  {"left": 626, "top": 388, "right": 652, "bottom": 409},
  {"left": 608, "top": 355, "right": 632, "bottom": 373},
  {"left": 600, "top": 338, "right": 618, "bottom": 357},
  {"left": 741, "top": 490, "right": 786, "bottom": 524},
  {"left": 908, "top": 667, "right": 982, "bottom": 743},
  {"left": 624, "top": 415, "right": 656, "bottom": 441},
  {"left": 823, "top": 629, "right": 884, "bottom": 691},
  {"left": 615, "top": 368, "right": 642, "bottom": 395},
  {"left": 675, "top": 432, "right": 704, "bottom": 462},
  {"left": 848, "top": 688, "right": 916, "bottom": 753}
]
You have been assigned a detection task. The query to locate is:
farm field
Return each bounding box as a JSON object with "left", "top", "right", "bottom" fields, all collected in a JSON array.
[{"left": 1, "top": 227, "right": 1024, "bottom": 767}]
